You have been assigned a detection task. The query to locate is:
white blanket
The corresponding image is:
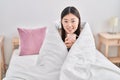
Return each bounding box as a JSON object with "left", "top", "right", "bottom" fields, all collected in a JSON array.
[
  {"left": 3, "top": 49, "right": 43, "bottom": 80},
  {"left": 60, "top": 23, "right": 120, "bottom": 80},
  {"left": 4, "top": 51, "right": 60, "bottom": 80},
  {"left": 4, "top": 23, "right": 120, "bottom": 80}
]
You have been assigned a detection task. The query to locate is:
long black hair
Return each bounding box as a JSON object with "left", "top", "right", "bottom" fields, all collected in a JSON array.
[{"left": 61, "top": 6, "right": 81, "bottom": 41}]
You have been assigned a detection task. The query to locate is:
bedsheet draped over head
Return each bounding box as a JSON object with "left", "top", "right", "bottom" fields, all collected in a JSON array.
[
  {"left": 59, "top": 23, "right": 120, "bottom": 80},
  {"left": 60, "top": 23, "right": 96, "bottom": 80}
]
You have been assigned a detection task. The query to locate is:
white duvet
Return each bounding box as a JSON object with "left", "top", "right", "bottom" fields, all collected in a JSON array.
[
  {"left": 3, "top": 23, "right": 120, "bottom": 80},
  {"left": 60, "top": 23, "right": 120, "bottom": 80}
]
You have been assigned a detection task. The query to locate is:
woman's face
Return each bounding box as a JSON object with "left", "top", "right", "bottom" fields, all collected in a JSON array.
[{"left": 62, "top": 13, "right": 79, "bottom": 34}]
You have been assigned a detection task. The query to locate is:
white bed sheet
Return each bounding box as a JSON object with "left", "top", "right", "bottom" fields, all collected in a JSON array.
[
  {"left": 3, "top": 49, "right": 60, "bottom": 80},
  {"left": 3, "top": 49, "right": 38, "bottom": 80}
]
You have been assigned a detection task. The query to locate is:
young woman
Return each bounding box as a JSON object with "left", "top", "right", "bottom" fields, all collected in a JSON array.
[{"left": 61, "top": 6, "right": 81, "bottom": 50}]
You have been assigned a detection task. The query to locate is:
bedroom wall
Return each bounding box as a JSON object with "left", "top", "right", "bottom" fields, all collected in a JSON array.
[{"left": 0, "top": 0, "right": 120, "bottom": 65}]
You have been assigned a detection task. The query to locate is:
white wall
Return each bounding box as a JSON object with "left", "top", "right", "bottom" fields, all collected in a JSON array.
[{"left": 0, "top": 0, "right": 120, "bottom": 65}]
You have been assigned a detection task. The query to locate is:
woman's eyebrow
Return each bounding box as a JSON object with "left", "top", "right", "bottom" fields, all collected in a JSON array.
[
  {"left": 71, "top": 18, "right": 76, "bottom": 20},
  {"left": 63, "top": 18, "right": 77, "bottom": 21},
  {"left": 63, "top": 19, "right": 68, "bottom": 20}
]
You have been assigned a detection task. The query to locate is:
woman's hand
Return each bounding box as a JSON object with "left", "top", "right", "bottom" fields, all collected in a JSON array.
[{"left": 65, "top": 34, "right": 77, "bottom": 48}]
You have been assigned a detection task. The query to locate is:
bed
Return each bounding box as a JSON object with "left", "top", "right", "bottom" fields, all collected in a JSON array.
[{"left": 3, "top": 23, "right": 120, "bottom": 80}]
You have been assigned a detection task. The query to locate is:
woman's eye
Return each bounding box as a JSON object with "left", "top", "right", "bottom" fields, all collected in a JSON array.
[
  {"left": 64, "top": 21, "right": 68, "bottom": 23},
  {"left": 72, "top": 21, "right": 75, "bottom": 23}
]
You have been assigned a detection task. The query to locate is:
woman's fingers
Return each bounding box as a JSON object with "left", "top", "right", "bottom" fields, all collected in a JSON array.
[
  {"left": 65, "top": 34, "right": 77, "bottom": 48},
  {"left": 65, "top": 40, "right": 73, "bottom": 48}
]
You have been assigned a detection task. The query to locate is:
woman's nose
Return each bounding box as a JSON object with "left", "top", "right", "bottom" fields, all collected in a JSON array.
[{"left": 68, "top": 22, "right": 72, "bottom": 27}]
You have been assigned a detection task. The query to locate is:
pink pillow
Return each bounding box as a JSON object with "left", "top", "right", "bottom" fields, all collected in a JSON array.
[{"left": 17, "top": 27, "right": 46, "bottom": 56}]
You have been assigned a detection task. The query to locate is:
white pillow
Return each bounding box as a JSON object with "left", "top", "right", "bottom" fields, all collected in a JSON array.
[
  {"left": 36, "top": 25, "right": 68, "bottom": 71},
  {"left": 60, "top": 23, "right": 96, "bottom": 80}
]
